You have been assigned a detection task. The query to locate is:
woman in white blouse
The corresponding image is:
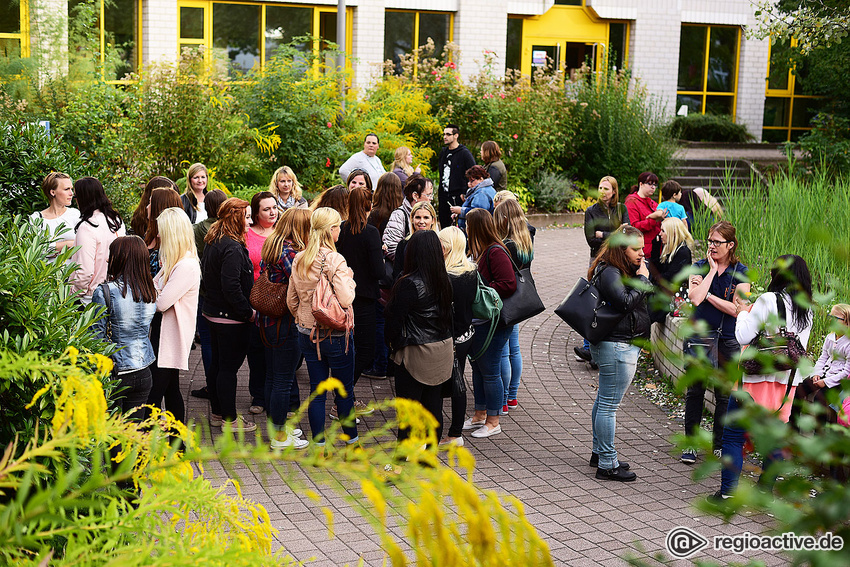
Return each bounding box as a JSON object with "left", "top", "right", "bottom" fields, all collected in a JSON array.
[{"left": 31, "top": 172, "right": 80, "bottom": 259}]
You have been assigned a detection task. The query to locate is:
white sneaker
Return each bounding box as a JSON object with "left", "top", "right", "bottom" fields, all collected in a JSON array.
[
  {"left": 221, "top": 415, "right": 257, "bottom": 433},
  {"left": 462, "top": 417, "right": 486, "bottom": 430},
  {"left": 439, "top": 436, "right": 465, "bottom": 447},
  {"left": 471, "top": 424, "right": 501, "bottom": 438},
  {"left": 289, "top": 428, "right": 303, "bottom": 438},
  {"left": 271, "top": 434, "right": 309, "bottom": 450}
]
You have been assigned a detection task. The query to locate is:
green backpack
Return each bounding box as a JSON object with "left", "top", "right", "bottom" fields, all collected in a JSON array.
[{"left": 469, "top": 271, "right": 503, "bottom": 362}]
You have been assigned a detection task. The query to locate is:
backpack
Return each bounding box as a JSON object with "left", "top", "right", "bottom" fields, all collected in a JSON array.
[
  {"left": 468, "top": 271, "right": 502, "bottom": 362},
  {"left": 310, "top": 252, "right": 354, "bottom": 357}
]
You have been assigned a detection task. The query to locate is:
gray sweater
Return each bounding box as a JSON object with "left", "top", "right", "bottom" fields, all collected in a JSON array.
[{"left": 339, "top": 151, "right": 386, "bottom": 187}]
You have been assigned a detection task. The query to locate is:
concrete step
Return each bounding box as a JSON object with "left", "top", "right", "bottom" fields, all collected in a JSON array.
[{"left": 673, "top": 166, "right": 750, "bottom": 177}]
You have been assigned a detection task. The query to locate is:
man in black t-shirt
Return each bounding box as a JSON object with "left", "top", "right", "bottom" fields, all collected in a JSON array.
[{"left": 437, "top": 124, "right": 476, "bottom": 229}]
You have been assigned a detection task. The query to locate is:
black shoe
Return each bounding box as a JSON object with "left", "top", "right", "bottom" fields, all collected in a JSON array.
[
  {"left": 707, "top": 490, "right": 732, "bottom": 503},
  {"left": 590, "top": 361, "right": 599, "bottom": 370},
  {"left": 596, "top": 465, "right": 636, "bottom": 482},
  {"left": 589, "top": 453, "right": 629, "bottom": 470},
  {"left": 190, "top": 386, "right": 210, "bottom": 399},
  {"left": 574, "top": 346, "right": 592, "bottom": 362}
]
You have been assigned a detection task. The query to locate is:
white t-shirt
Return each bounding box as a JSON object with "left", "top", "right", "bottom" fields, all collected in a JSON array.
[
  {"left": 31, "top": 208, "right": 81, "bottom": 255},
  {"left": 194, "top": 205, "right": 208, "bottom": 224}
]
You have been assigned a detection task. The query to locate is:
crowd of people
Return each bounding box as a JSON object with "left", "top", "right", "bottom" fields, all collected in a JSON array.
[{"left": 30, "top": 131, "right": 838, "bottom": 496}]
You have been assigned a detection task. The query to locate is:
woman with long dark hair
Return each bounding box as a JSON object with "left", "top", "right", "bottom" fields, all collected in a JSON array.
[
  {"left": 368, "top": 172, "right": 403, "bottom": 235},
  {"left": 91, "top": 236, "right": 157, "bottom": 420},
  {"left": 337, "top": 186, "right": 383, "bottom": 406},
  {"left": 202, "top": 198, "right": 257, "bottom": 433},
  {"left": 587, "top": 225, "right": 651, "bottom": 481},
  {"left": 130, "top": 176, "right": 177, "bottom": 237},
  {"left": 714, "top": 254, "right": 814, "bottom": 499},
  {"left": 70, "top": 177, "right": 126, "bottom": 304},
  {"left": 259, "top": 207, "right": 312, "bottom": 450},
  {"left": 385, "top": 230, "right": 454, "bottom": 443},
  {"left": 145, "top": 187, "right": 182, "bottom": 278},
  {"left": 462, "top": 208, "right": 517, "bottom": 439},
  {"left": 310, "top": 184, "right": 350, "bottom": 221}
]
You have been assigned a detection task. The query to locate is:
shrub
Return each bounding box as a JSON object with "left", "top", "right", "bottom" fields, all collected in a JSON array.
[
  {"left": 669, "top": 113, "right": 754, "bottom": 143},
  {"left": 531, "top": 171, "right": 575, "bottom": 213},
  {"left": 568, "top": 67, "right": 676, "bottom": 187},
  {"left": 0, "top": 118, "right": 88, "bottom": 216},
  {"left": 0, "top": 213, "right": 111, "bottom": 447},
  {"left": 796, "top": 113, "right": 850, "bottom": 175}
]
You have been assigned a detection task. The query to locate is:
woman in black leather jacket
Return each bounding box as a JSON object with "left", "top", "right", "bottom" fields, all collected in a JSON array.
[
  {"left": 587, "top": 224, "right": 651, "bottom": 482},
  {"left": 385, "top": 230, "right": 454, "bottom": 444}
]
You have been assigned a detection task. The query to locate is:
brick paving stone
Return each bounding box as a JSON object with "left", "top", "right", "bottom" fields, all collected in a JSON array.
[{"left": 175, "top": 227, "right": 794, "bottom": 566}]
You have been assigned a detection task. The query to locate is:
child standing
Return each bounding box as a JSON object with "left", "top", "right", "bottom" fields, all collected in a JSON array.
[{"left": 657, "top": 181, "right": 688, "bottom": 222}]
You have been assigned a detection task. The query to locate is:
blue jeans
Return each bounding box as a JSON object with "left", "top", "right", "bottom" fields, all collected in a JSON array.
[
  {"left": 719, "top": 393, "right": 785, "bottom": 495},
  {"left": 248, "top": 324, "right": 267, "bottom": 408},
  {"left": 589, "top": 341, "right": 640, "bottom": 470},
  {"left": 501, "top": 325, "right": 521, "bottom": 403},
  {"left": 470, "top": 324, "right": 512, "bottom": 416},
  {"left": 298, "top": 331, "right": 358, "bottom": 443},
  {"left": 264, "top": 321, "right": 302, "bottom": 430}
]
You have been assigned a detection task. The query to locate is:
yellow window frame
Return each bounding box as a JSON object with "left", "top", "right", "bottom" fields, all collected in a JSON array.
[
  {"left": 676, "top": 24, "right": 741, "bottom": 119},
  {"left": 0, "top": 0, "right": 30, "bottom": 58},
  {"left": 384, "top": 9, "right": 455, "bottom": 74},
  {"left": 762, "top": 38, "right": 822, "bottom": 141},
  {"left": 99, "top": 0, "right": 143, "bottom": 84}
]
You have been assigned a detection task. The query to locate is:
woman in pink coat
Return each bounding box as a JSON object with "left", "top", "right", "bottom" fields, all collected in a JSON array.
[{"left": 147, "top": 208, "right": 201, "bottom": 423}]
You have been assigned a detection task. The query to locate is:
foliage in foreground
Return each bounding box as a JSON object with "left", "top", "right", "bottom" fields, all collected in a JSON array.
[{"left": 0, "top": 347, "right": 554, "bottom": 566}]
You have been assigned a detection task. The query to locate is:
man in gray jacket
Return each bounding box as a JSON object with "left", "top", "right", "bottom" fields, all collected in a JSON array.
[{"left": 339, "top": 133, "right": 386, "bottom": 187}]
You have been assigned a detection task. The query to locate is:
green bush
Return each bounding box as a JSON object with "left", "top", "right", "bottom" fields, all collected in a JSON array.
[
  {"left": 568, "top": 67, "right": 676, "bottom": 188},
  {"left": 0, "top": 214, "right": 111, "bottom": 447},
  {"left": 531, "top": 171, "right": 575, "bottom": 213},
  {"left": 669, "top": 113, "right": 754, "bottom": 143},
  {"left": 0, "top": 118, "right": 88, "bottom": 216},
  {"left": 797, "top": 113, "right": 850, "bottom": 175}
]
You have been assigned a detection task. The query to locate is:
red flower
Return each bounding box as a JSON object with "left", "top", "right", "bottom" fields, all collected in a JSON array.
[
  {"left": 512, "top": 134, "right": 518, "bottom": 139},
  {"left": 327, "top": 122, "right": 333, "bottom": 128},
  {"left": 326, "top": 158, "right": 331, "bottom": 167},
  {"left": 517, "top": 97, "right": 522, "bottom": 102},
  {"left": 432, "top": 70, "right": 438, "bottom": 75}
]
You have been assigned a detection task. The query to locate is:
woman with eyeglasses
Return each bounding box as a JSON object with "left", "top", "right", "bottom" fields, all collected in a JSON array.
[
  {"left": 680, "top": 220, "right": 750, "bottom": 465},
  {"left": 624, "top": 172, "right": 667, "bottom": 267}
]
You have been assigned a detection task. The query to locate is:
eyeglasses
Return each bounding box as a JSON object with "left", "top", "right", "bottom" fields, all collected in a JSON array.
[
  {"left": 830, "top": 314, "right": 845, "bottom": 322},
  {"left": 707, "top": 239, "right": 732, "bottom": 247}
]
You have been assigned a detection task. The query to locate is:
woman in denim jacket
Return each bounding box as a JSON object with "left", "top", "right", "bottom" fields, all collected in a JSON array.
[{"left": 91, "top": 236, "right": 158, "bottom": 421}]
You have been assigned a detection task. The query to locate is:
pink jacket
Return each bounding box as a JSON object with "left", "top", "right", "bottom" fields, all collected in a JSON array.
[
  {"left": 287, "top": 248, "right": 356, "bottom": 330},
  {"left": 71, "top": 210, "right": 126, "bottom": 303},
  {"left": 154, "top": 256, "right": 201, "bottom": 370}
]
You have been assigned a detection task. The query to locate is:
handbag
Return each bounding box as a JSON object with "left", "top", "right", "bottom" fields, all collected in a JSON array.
[
  {"left": 250, "top": 270, "right": 288, "bottom": 318},
  {"left": 468, "top": 271, "right": 503, "bottom": 362},
  {"left": 378, "top": 256, "right": 394, "bottom": 289},
  {"left": 485, "top": 245, "right": 544, "bottom": 327},
  {"left": 554, "top": 268, "right": 628, "bottom": 345},
  {"left": 740, "top": 293, "right": 807, "bottom": 375},
  {"left": 310, "top": 252, "right": 354, "bottom": 356}
]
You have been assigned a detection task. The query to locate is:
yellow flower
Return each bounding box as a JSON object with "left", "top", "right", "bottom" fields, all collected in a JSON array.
[{"left": 315, "top": 377, "right": 346, "bottom": 397}]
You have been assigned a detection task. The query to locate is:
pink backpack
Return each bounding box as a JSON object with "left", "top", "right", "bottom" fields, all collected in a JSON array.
[{"left": 310, "top": 252, "right": 353, "bottom": 357}]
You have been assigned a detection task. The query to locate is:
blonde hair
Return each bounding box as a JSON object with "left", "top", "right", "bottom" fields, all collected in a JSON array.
[
  {"left": 392, "top": 146, "right": 414, "bottom": 176},
  {"left": 831, "top": 304, "right": 850, "bottom": 329},
  {"left": 183, "top": 163, "right": 208, "bottom": 211},
  {"left": 157, "top": 208, "right": 199, "bottom": 287},
  {"left": 268, "top": 165, "right": 303, "bottom": 203},
  {"left": 659, "top": 217, "right": 694, "bottom": 262},
  {"left": 296, "top": 207, "right": 341, "bottom": 279},
  {"left": 494, "top": 199, "right": 533, "bottom": 265},
  {"left": 408, "top": 201, "right": 438, "bottom": 238},
  {"left": 439, "top": 226, "right": 476, "bottom": 275},
  {"left": 262, "top": 207, "right": 311, "bottom": 264},
  {"left": 493, "top": 190, "right": 516, "bottom": 206}
]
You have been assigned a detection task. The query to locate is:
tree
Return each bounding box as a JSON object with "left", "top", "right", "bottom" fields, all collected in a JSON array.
[{"left": 751, "top": 0, "right": 850, "bottom": 54}]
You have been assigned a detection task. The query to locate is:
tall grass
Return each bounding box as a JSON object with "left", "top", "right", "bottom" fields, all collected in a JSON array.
[{"left": 692, "top": 169, "right": 850, "bottom": 346}]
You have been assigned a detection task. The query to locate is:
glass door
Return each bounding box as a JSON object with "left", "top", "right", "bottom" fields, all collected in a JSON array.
[{"left": 530, "top": 42, "right": 560, "bottom": 77}]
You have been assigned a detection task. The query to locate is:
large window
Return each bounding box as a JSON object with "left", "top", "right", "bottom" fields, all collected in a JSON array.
[
  {"left": 676, "top": 24, "right": 740, "bottom": 117},
  {"left": 69, "top": 0, "right": 140, "bottom": 82},
  {"left": 762, "top": 39, "right": 822, "bottom": 142},
  {"left": 505, "top": 17, "right": 522, "bottom": 72},
  {"left": 178, "top": 1, "right": 350, "bottom": 78},
  {"left": 384, "top": 10, "right": 452, "bottom": 74},
  {"left": 0, "top": 0, "right": 29, "bottom": 58}
]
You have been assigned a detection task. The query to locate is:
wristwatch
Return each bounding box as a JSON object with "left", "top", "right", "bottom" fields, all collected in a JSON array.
[{"left": 706, "top": 292, "right": 713, "bottom": 300}]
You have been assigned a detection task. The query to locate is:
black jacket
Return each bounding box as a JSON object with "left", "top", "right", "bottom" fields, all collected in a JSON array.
[
  {"left": 201, "top": 236, "right": 254, "bottom": 322},
  {"left": 448, "top": 270, "right": 477, "bottom": 339},
  {"left": 181, "top": 193, "right": 206, "bottom": 224},
  {"left": 437, "top": 144, "right": 476, "bottom": 197},
  {"left": 385, "top": 275, "right": 452, "bottom": 351},
  {"left": 656, "top": 245, "right": 692, "bottom": 289},
  {"left": 584, "top": 203, "right": 630, "bottom": 258},
  {"left": 337, "top": 221, "right": 383, "bottom": 301},
  {"left": 594, "top": 263, "right": 651, "bottom": 343}
]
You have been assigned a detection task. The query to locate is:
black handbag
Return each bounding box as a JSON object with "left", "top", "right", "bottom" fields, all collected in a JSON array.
[
  {"left": 378, "top": 256, "right": 394, "bottom": 289},
  {"left": 485, "top": 246, "right": 544, "bottom": 327},
  {"left": 554, "top": 270, "right": 628, "bottom": 345}
]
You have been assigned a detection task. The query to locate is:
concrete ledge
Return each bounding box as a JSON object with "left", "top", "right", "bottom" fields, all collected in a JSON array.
[{"left": 527, "top": 212, "right": 584, "bottom": 227}]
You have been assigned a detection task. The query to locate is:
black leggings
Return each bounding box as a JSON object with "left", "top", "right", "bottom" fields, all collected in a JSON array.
[
  {"left": 446, "top": 339, "right": 472, "bottom": 438},
  {"left": 395, "top": 363, "right": 444, "bottom": 442},
  {"left": 352, "top": 296, "right": 377, "bottom": 385},
  {"left": 148, "top": 367, "right": 184, "bottom": 423}
]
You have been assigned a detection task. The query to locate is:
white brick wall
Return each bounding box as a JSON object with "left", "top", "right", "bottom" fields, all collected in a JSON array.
[
  {"left": 142, "top": 0, "right": 178, "bottom": 65},
  {"left": 350, "top": 2, "right": 385, "bottom": 91},
  {"left": 454, "top": 0, "right": 509, "bottom": 82}
]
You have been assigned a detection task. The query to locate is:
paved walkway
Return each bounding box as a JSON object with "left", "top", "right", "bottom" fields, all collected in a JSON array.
[{"left": 182, "top": 227, "right": 786, "bottom": 566}]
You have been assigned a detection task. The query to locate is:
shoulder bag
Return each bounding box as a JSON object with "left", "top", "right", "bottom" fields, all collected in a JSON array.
[
  {"left": 554, "top": 267, "right": 628, "bottom": 345},
  {"left": 740, "top": 293, "right": 807, "bottom": 376},
  {"left": 250, "top": 270, "right": 288, "bottom": 318},
  {"left": 468, "top": 271, "right": 503, "bottom": 362},
  {"left": 310, "top": 253, "right": 354, "bottom": 357},
  {"left": 485, "top": 245, "right": 544, "bottom": 327}
]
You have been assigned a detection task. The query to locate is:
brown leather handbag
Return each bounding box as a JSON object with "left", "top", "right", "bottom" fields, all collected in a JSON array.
[{"left": 249, "top": 270, "right": 288, "bottom": 318}]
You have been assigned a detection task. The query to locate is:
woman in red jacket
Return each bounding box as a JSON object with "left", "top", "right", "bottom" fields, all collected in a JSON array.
[{"left": 624, "top": 172, "right": 668, "bottom": 264}]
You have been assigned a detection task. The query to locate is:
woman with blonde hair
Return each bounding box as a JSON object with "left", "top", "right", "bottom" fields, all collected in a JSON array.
[
  {"left": 438, "top": 226, "right": 478, "bottom": 446},
  {"left": 391, "top": 146, "right": 421, "bottom": 186},
  {"left": 657, "top": 217, "right": 694, "bottom": 290},
  {"left": 392, "top": 200, "right": 438, "bottom": 282},
  {"left": 481, "top": 141, "right": 507, "bottom": 192},
  {"left": 493, "top": 190, "right": 516, "bottom": 207},
  {"left": 258, "top": 207, "right": 312, "bottom": 450},
  {"left": 494, "top": 198, "right": 534, "bottom": 411},
  {"left": 31, "top": 171, "right": 79, "bottom": 258},
  {"left": 147, "top": 208, "right": 201, "bottom": 423},
  {"left": 181, "top": 163, "right": 209, "bottom": 224},
  {"left": 268, "top": 166, "right": 308, "bottom": 211},
  {"left": 202, "top": 198, "right": 258, "bottom": 433},
  {"left": 287, "top": 207, "right": 358, "bottom": 446}
]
